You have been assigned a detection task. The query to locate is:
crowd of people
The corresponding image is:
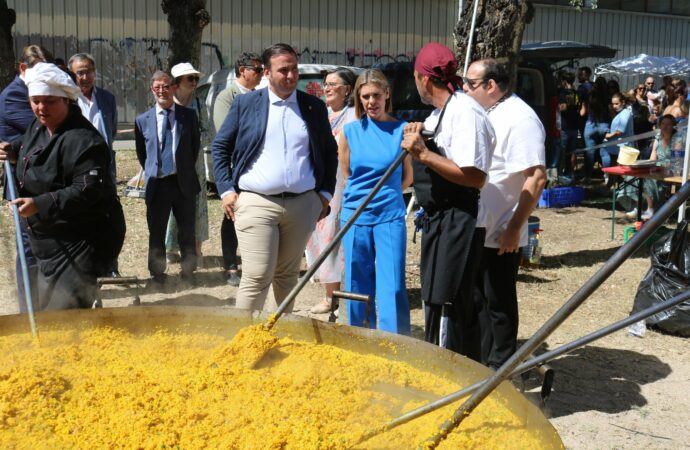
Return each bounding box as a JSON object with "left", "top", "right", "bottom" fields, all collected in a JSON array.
[
  {"left": 5, "top": 40, "right": 686, "bottom": 370},
  {"left": 553, "top": 67, "right": 689, "bottom": 220}
]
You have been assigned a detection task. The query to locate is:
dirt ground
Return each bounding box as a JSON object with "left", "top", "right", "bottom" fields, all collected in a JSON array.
[{"left": 1, "top": 149, "right": 688, "bottom": 449}]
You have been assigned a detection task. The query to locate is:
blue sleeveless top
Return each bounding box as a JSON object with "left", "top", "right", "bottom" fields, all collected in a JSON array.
[{"left": 341, "top": 116, "right": 407, "bottom": 225}]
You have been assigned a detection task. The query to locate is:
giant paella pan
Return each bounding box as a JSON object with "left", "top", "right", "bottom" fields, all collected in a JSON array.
[{"left": 0, "top": 306, "right": 563, "bottom": 449}]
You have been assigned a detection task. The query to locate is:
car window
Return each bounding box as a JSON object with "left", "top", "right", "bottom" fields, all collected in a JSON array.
[{"left": 515, "top": 68, "right": 545, "bottom": 108}]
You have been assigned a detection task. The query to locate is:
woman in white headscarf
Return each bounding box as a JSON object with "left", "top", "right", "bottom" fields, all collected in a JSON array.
[{"left": 7, "top": 62, "right": 125, "bottom": 310}]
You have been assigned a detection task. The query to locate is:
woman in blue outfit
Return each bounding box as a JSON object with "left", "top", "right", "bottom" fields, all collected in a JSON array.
[
  {"left": 338, "top": 69, "right": 413, "bottom": 335},
  {"left": 603, "top": 92, "right": 635, "bottom": 168}
]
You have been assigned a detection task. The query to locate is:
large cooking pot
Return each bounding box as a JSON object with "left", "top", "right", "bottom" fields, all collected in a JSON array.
[{"left": 0, "top": 306, "right": 563, "bottom": 448}]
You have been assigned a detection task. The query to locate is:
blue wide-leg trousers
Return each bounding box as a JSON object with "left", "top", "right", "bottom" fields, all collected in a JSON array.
[{"left": 341, "top": 217, "right": 410, "bottom": 335}]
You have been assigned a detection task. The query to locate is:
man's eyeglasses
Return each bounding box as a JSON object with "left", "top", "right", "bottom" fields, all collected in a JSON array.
[
  {"left": 75, "top": 69, "right": 95, "bottom": 77},
  {"left": 152, "top": 84, "right": 171, "bottom": 92},
  {"left": 244, "top": 66, "right": 264, "bottom": 73},
  {"left": 184, "top": 75, "right": 199, "bottom": 82},
  {"left": 462, "top": 76, "right": 487, "bottom": 89},
  {"left": 645, "top": 82, "right": 655, "bottom": 86}
]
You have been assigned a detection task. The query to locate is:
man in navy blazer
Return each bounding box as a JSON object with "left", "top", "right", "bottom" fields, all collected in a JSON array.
[
  {"left": 212, "top": 43, "right": 337, "bottom": 312},
  {"left": 69, "top": 52, "right": 121, "bottom": 277},
  {"left": 68, "top": 53, "right": 118, "bottom": 184},
  {"left": 135, "top": 70, "right": 200, "bottom": 285}
]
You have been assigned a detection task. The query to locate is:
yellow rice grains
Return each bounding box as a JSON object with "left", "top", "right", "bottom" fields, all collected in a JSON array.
[{"left": 0, "top": 326, "right": 559, "bottom": 449}]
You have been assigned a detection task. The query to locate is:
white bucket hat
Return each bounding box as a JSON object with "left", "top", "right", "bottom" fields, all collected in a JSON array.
[{"left": 170, "top": 62, "right": 203, "bottom": 79}]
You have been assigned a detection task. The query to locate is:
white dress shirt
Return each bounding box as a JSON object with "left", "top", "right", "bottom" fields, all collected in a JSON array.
[
  {"left": 155, "top": 103, "right": 178, "bottom": 175},
  {"left": 77, "top": 87, "right": 109, "bottom": 146},
  {"left": 238, "top": 89, "right": 316, "bottom": 195}
]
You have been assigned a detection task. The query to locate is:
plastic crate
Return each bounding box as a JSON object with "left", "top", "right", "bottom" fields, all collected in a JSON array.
[{"left": 538, "top": 187, "right": 585, "bottom": 208}]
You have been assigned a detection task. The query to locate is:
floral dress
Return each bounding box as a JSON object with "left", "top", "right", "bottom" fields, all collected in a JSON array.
[{"left": 304, "top": 107, "right": 356, "bottom": 283}]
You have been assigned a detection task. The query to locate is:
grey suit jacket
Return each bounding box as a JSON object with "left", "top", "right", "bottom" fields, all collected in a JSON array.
[{"left": 212, "top": 82, "right": 244, "bottom": 133}]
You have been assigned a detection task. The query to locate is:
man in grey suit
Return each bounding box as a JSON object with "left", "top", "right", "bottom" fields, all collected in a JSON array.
[
  {"left": 212, "top": 51, "right": 263, "bottom": 287},
  {"left": 212, "top": 52, "right": 263, "bottom": 133},
  {"left": 135, "top": 71, "right": 200, "bottom": 286},
  {"left": 69, "top": 52, "right": 121, "bottom": 277},
  {"left": 212, "top": 43, "right": 337, "bottom": 312}
]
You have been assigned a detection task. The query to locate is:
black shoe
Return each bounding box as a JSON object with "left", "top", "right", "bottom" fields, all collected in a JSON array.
[
  {"left": 108, "top": 271, "right": 121, "bottom": 278},
  {"left": 146, "top": 273, "right": 167, "bottom": 290},
  {"left": 180, "top": 272, "right": 197, "bottom": 287},
  {"left": 166, "top": 252, "right": 181, "bottom": 264},
  {"left": 226, "top": 270, "right": 241, "bottom": 287}
]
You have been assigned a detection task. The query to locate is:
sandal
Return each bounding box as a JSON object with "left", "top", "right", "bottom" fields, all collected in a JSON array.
[{"left": 310, "top": 298, "right": 332, "bottom": 314}]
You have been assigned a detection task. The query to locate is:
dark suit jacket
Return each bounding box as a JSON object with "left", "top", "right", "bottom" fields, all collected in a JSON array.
[
  {"left": 134, "top": 103, "right": 200, "bottom": 200},
  {"left": 0, "top": 75, "right": 34, "bottom": 143},
  {"left": 211, "top": 87, "right": 337, "bottom": 196},
  {"left": 94, "top": 87, "right": 118, "bottom": 148}
]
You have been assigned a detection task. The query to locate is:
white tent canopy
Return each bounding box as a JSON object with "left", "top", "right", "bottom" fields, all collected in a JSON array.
[{"left": 595, "top": 53, "right": 690, "bottom": 77}]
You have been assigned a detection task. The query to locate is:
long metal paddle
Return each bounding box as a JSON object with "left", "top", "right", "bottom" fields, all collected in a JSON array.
[
  {"left": 3, "top": 160, "right": 39, "bottom": 338},
  {"left": 417, "top": 180, "right": 690, "bottom": 448},
  {"left": 352, "top": 288, "right": 690, "bottom": 446}
]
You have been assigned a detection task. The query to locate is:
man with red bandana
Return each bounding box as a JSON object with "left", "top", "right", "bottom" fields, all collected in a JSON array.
[{"left": 401, "top": 43, "right": 495, "bottom": 360}]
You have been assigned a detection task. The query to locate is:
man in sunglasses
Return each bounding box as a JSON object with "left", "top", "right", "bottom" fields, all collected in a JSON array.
[
  {"left": 463, "top": 58, "right": 546, "bottom": 370},
  {"left": 69, "top": 52, "right": 121, "bottom": 277},
  {"left": 211, "top": 52, "right": 263, "bottom": 287},
  {"left": 401, "top": 42, "right": 495, "bottom": 361}
]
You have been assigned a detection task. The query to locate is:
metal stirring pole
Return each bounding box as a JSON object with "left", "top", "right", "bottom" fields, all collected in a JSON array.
[{"left": 4, "top": 160, "right": 38, "bottom": 338}]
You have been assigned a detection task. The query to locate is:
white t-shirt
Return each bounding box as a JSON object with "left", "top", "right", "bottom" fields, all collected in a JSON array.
[
  {"left": 423, "top": 91, "right": 496, "bottom": 174},
  {"left": 478, "top": 94, "right": 545, "bottom": 248}
]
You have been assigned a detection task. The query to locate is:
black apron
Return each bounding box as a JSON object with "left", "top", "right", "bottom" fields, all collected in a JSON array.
[{"left": 413, "top": 96, "right": 481, "bottom": 306}]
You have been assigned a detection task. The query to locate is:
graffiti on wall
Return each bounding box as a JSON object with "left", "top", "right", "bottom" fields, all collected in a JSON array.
[{"left": 15, "top": 34, "right": 414, "bottom": 122}]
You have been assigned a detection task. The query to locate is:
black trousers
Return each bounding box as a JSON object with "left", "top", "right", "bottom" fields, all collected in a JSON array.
[
  {"left": 146, "top": 175, "right": 196, "bottom": 276},
  {"left": 221, "top": 215, "right": 239, "bottom": 270},
  {"left": 475, "top": 246, "right": 521, "bottom": 369}
]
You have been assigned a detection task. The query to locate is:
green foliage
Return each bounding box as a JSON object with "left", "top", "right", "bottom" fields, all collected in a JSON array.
[{"left": 569, "top": 0, "right": 598, "bottom": 11}]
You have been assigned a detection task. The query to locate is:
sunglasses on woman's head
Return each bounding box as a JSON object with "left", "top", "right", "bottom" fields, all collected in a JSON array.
[{"left": 185, "top": 75, "right": 199, "bottom": 82}]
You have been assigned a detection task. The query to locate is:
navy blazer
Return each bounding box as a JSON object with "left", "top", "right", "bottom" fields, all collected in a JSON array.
[
  {"left": 134, "top": 104, "right": 201, "bottom": 199},
  {"left": 0, "top": 76, "right": 35, "bottom": 143},
  {"left": 94, "top": 87, "right": 118, "bottom": 149},
  {"left": 211, "top": 87, "right": 337, "bottom": 196}
]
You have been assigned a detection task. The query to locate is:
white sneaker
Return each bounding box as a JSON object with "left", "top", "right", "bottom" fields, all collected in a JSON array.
[
  {"left": 641, "top": 209, "right": 654, "bottom": 220},
  {"left": 625, "top": 208, "right": 638, "bottom": 219}
]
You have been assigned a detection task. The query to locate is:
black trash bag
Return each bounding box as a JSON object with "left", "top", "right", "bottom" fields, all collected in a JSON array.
[{"left": 631, "top": 221, "right": 690, "bottom": 336}]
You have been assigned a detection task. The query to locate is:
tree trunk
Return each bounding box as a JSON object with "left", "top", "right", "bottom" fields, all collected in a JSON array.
[
  {"left": 454, "top": 0, "right": 534, "bottom": 90},
  {"left": 0, "top": 0, "right": 16, "bottom": 90},
  {"left": 161, "top": 0, "right": 210, "bottom": 71}
]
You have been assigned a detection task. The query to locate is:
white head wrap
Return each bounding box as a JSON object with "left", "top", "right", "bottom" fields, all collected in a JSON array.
[{"left": 25, "top": 62, "right": 81, "bottom": 101}]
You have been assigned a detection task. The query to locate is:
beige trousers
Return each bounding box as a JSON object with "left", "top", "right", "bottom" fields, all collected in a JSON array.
[{"left": 233, "top": 191, "right": 322, "bottom": 312}]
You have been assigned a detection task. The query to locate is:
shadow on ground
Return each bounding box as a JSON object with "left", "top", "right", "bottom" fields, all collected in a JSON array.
[
  {"left": 147, "top": 293, "right": 230, "bottom": 307},
  {"left": 540, "top": 245, "right": 651, "bottom": 269},
  {"left": 520, "top": 343, "right": 671, "bottom": 418}
]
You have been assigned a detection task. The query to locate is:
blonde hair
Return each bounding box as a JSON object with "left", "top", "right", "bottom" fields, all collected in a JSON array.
[{"left": 353, "top": 69, "right": 392, "bottom": 118}]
